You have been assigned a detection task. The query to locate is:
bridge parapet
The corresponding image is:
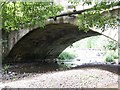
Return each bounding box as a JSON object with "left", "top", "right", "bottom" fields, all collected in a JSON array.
[{"left": 47, "top": 15, "right": 78, "bottom": 24}]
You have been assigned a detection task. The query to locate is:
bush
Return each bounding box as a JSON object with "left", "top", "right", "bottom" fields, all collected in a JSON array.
[
  {"left": 112, "top": 54, "right": 119, "bottom": 59},
  {"left": 58, "top": 52, "right": 76, "bottom": 60},
  {"left": 104, "top": 40, "right": 118, "bottom": 50},
  {"left": 104, "top": 50, "right": 118, "bottom": 62},
  {"left": 3, "top": 64, "right": 10, "bottom": 72},
  {"left": 105, "top": 55, "right": 114, "bottom": 62}
]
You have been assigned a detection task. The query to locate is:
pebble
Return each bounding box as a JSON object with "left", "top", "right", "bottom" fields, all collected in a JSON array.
[{"left": 1, "top": 69, "right": 118, "bottom": 88}]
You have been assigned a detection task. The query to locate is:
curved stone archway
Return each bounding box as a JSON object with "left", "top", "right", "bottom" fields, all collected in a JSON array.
[{"left": 4, "top": 23, "right": 101, "bottom": 63}]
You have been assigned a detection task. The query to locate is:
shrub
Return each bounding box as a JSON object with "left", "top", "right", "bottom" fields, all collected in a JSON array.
[
  {"left": 3, "top": 64, "right": 10, "bottom": 72},
  {"left": 58, "top": 52, "right": 76, "bottom": 60},
  {"left": 104, "top": 40, "right": 118, "bottom": 50},
  {"left": 105, "top": 55, "right": 114, "bottom": 62},
  {"left": 112, "top": 54, "right": 119, "bottom": 59},
  {"left": 105, "top": 50, "right": 118, "bottom": 63}
]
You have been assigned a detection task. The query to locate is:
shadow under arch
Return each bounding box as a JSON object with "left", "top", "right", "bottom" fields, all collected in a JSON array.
[{"left": 4, "top": 23, "right": 101, "bottom": 63}]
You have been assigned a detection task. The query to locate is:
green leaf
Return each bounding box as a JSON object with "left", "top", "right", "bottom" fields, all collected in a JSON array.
[{"left": 2, "top": 2, "right": 63, "bottom": 32}]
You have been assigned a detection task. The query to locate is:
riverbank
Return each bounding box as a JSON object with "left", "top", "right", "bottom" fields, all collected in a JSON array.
[{"left": 1, "top": 68, "right": 118, "bottom": 88}]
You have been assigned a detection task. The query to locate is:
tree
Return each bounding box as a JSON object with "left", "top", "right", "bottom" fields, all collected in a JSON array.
[
  {"left": 1, "top": 1, "right": 119, "bottom": 33},
  {"left": 69, "top": 0, "right": 119, "bottom": 32},
  {"left": 1, "top": 2, "right": 63, "bottom": 32}
]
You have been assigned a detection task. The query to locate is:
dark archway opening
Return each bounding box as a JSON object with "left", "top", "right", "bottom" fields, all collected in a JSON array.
[{"left": 4, "top": 23, "right": 100, "bottom": 63}]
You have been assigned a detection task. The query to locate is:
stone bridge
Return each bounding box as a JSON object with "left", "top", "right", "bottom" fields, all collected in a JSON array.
[
  {"left": 2, "top": 6, "right": 120, "bottom": 63},
  {"left": 3, "top": 24, "right": 101, "bottom": 63}
]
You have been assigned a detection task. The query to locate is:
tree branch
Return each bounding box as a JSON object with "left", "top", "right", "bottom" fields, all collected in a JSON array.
[{"left": 49, "top": 1, "right": 120, "bottom": 19}]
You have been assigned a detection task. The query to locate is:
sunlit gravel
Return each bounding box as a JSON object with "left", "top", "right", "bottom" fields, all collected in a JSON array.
[{"left": 0, "top": 69, "right": 118, "bottom": 88}]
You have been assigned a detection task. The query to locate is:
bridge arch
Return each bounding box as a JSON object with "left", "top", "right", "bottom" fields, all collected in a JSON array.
[{"left": 4, "top": 23, "right": 101, "bottom": 63}]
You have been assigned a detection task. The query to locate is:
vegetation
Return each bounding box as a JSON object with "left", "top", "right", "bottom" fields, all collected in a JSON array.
[
  {"left": 105, "top": 54, "right": 114, "bottom": 62},
  {"left": 104, "top": 40, "right": 118, "bottom": 51},
  {"left": 104, "top": 50, "right": 118, "bottom": 63},
  {"left": 3, "top": 64, "right": 10, "bottom": 72},
  {"left": 70, "top": 0, "right": 119, "bottom": 32},
  {"left": 103, "top": 40, "right": 118, "bottom": 62},
  {"left": 58, "top": 51, "right": 76, "bottom": 61},
  {"left": 104, "top": 53, "right": 118, "bottom": 63},
  {"left": 58, "top": 36, "right": 118, "bottom": 64},
  {"left": 73, "top": 36, "right": 107, "bottom": 49},
  {"left": 1, "top": 2, "right": 63, "bottom": 32},
  {"left": 1, "top": 1, "right": 119, "bottom": 32},
  {"left": 112, "top": 53, "right": 119, "bottom": 59}
]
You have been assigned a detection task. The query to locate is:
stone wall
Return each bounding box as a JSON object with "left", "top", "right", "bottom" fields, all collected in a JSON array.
[{"left": 2, "top": 26, "right": 38, "bottom": 60}]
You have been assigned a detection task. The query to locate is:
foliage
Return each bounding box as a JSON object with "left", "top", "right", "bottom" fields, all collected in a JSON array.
[
  {"left": 105, "top": 55, "right": 114, "bottom": 62},
  {"left": 104, "top": 40, "right": 118, "bottom": 50},
  {"left": 1, "top": 2, "right": 63, "bottom": 32},
  {"left": 3, "top": 64, "right": 10, "bottom": 71},
  {"left": 104, "top": 50, "right": 118, "bottom": 62},
  {"left": 112, "top": 54, "right": 119, "bottom": 59},
  {"left": 1, "top": 1, "right": 119, "bottom": 32},
  {"left": 73, "top": 36, "right": 101, "bottom": 49},
  {"left": 58, "top": 51, "right": 76, "bottom": 60},
  {"left": 86, "top": 37, "right": 93, "bottom": 48},
  {"left": 76, "top": 1, "right": 119, "bottom": 32}
]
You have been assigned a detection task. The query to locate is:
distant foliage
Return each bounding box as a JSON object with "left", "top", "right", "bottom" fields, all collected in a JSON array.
[
  {"left": 1, "top": 2, "right": 63, "bottom": 32},
  {"left": 104, "top": 40, "right": 118, "bottom": 50},
  {"left": 58, "top": 52, "right": 76, "bottom": 60},
  {"left": 73, "top": 36, "right": 101, "bottom": 49},
  {"left": 104, "top": 50, "right": 118, "bottom": 62},
  {"left": 105, "top": 55, "right": 114, "bottom": 62}
]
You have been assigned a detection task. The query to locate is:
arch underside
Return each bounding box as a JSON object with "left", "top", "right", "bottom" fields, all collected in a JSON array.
[{"left": 5, "top": 23, "right": 101, "bottom": 63}]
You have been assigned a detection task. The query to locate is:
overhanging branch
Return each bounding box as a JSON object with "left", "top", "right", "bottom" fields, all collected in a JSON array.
[{"left": 49, "top": 1, "right": 120, "bottom": 19}]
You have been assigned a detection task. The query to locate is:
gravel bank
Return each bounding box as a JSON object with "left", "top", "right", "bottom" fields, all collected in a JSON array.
[{"left": 0, "top": 69, "right": 118, "bottom": 88}]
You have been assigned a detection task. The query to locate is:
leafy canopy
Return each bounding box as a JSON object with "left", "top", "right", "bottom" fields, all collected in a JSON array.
[
  {"left": 1, "top": 1, "right": 120, "bottom": 32},
  {"left": 1, "top": 2, "right": 63, "bottom": 32},
  {"left": 69, "top": 0, "right": 119, "bottom": 32}
]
